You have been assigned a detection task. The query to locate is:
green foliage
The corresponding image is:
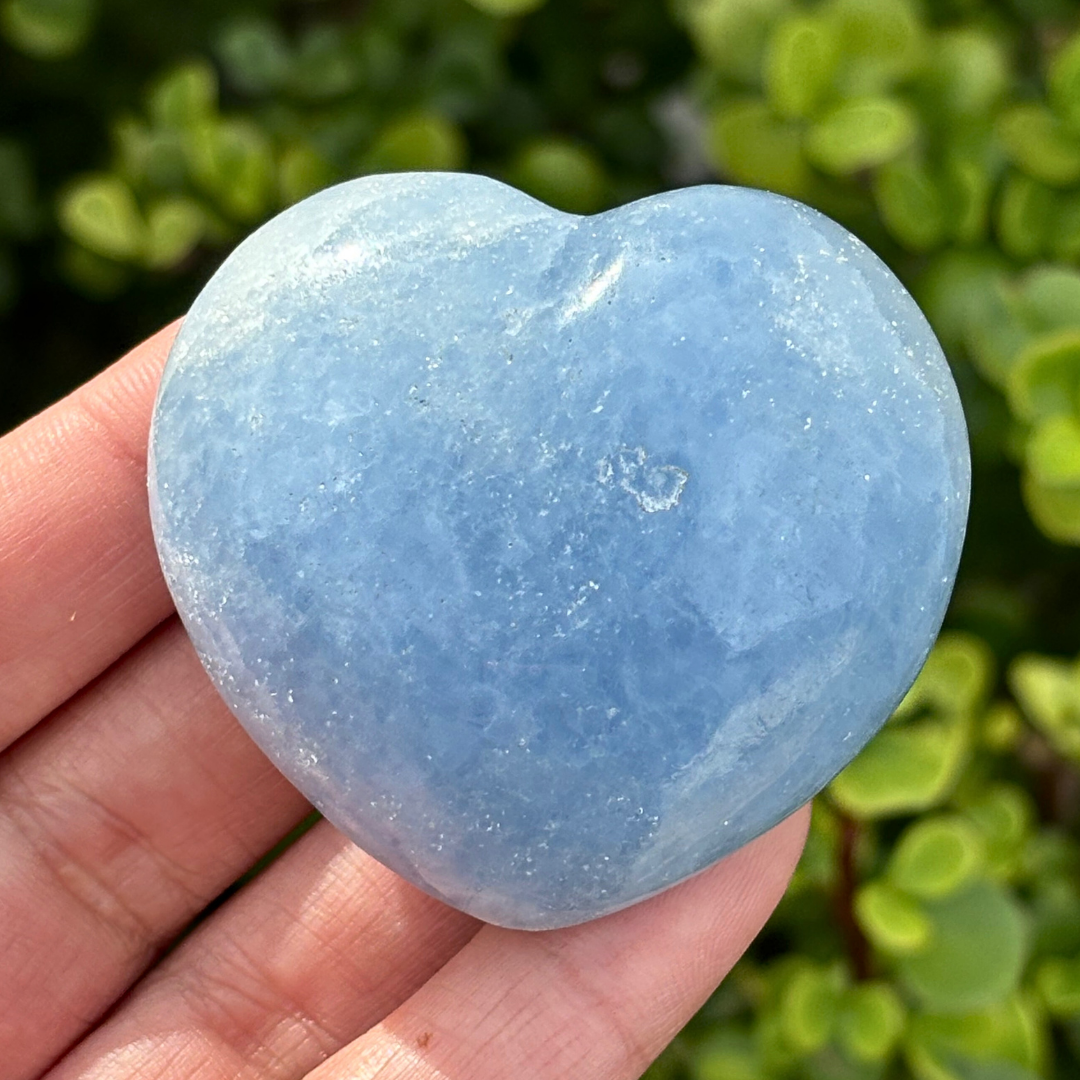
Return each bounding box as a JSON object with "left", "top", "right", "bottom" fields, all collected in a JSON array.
[
  {"left": 10, "top": 2, "right": 1080, "bottom": 1079},
  {"left": 1, "top": 0, "right": 95, "bottom": 59}
]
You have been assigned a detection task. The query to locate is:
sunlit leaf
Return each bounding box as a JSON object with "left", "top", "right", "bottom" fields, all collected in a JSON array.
[
  {"left": 185, "top": 118, "right": 275, "bottom": 222},
  {"left": 855, "top": 880, "right": 932, "bottom": 954},
  {"left": 1006, "top": 330, "right": 1080, "bottom": 422},
  {"left": 905, "top": 997, "right": 1045, "bottom": 1080},
  {"left": 1048, "top": 30, "right": 1080, "bottom": 132},
  {"left": 1022, "top": 473, "right": 1080, "bottom": 545},
  {"left": 924, "top": 28, "right": 1010, "bottom": 117},
  {"left": 143, "top": 196, "right": 204, "bottom": 270},
  {"left": 825, "top": 0, "right": 924, "bottom": 94},
  {"left": 996, "top": 174, "right": 1055, "bottom": 261},
  {"left": 1010, "top": 653, "right": 1080, "bottom": 759},
  {"left": 508, "top": 138, "right": 606, "bottom": 214},
  {"left": 708, "top": 98, "right": 809, "bottom": 195},
  {"left": 680, "top": 0, "right": 792, "bottom": 85},
  {"left": 830, "top": 714, "right": 970, "bottom": 817},
  {"left": 778, "top": 964, "right": 844, "bottom": 1054},
  {"left": 998, "top": 103, "right": 1080, "bottom": 187},
  {"left": 874, "top": 158, "right": 946, "bottom": 251},
  {"left": 805, "top": 96, "right": 916, "bottom": 175},
  {"left": 764, "top": 14, "right": 838, "bottom": 119},
  {"left": 1037, "top": 956, "right": 1080, "bottom": 1015},
  {"left": 889, "top": 816, "right": 985, "bottom": 899},
  {"left": 364, "top": 113, "right": 468, "bottom": 175},
  {"left": 836, "top": 982, "right": 906, "bottom": 1063},
  {"left": 149, "top": 61, "right": 218, "bottom": 131},
  {"left": 57, "top": 173, "right": 146, "bottom": 262},
  {"left": 894, "top": 632, "right": 994, "bottom": 720}
]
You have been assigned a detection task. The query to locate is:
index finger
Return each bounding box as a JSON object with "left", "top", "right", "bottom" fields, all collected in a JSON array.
[{"left": 0, "top": 323, "right": 177, "bottom": 748}]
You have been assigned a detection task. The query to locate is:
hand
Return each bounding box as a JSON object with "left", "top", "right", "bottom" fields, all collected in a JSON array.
[{"left": 0, "top": 324, "right": 809, "bottom": 1080}]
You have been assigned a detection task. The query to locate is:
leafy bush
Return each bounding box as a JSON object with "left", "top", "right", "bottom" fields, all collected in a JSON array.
[{"left": 6, "top": 0, "right": 1080, "bottom": 1077}]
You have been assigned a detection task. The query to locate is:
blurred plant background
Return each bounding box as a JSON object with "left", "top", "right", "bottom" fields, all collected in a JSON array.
[{"left": 7, "top": 0, "right": 1080, "bottom": 1076}]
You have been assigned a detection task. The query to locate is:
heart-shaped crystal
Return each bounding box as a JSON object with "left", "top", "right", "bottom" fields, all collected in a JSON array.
[{"left": 149, "top": 173, "right": 969, "bottom": 929}]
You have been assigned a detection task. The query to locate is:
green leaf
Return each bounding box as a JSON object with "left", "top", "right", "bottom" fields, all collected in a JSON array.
[
  {"left": 57, "top": 174, "right": 146, "bottom": 262},
  {"left": 915, "top": 250, "right": 1011, "bottom": 361},
  {"left": 1036, "top": 956, "right": 1080, "bottom": 1014},
  {"left": 1012, "top": 266, "right": 1080, "bottom": 334},
  {"left": 998, "top": 104, "right": 1080, "bottom": 187},
  {"left": 995, "top": 174, "right": 1055, "bottom": 262},
  {"left": 278, "top": 145, "right": 335, "bottom": 207},
  {"left": 691, "top": 1031, "right": 762, "bottom": 1080},
  {"left": 943, "top": 154, "right": 992, "bottom": 245},
  {"left": 889, "top": 816, "right": 985, "bottom": 899},
  {"left": 874, "top": 158, "right": 946, "bottom": 251},
  {"left": 364, "top": 113, "right": 468, "bottom": 175},
  {"left": 507, "top": 138, "right": 606, "bottom": 214},
  {"left": 924, "top": 28, "right": 1010, "bottom": 118},
  {"left": 962, "top": 785, "right": 1034, "bottom": 880},
  {"left": 1027, "top": 414, "right": 1080, "bottom": 488},
  {"left": 143, "top": 196, "right": 203, "bottom": 270},
  {"left": 1022, "top": 472, "right": 1080, "bottom": 545},
  {"left": 825, "top": 0, "right": 924, "bottom": 94},
  {"left": 185, "top": 118, "right": 275, "bottom": 222},
  {"left": 1048, "top": 31, "right": 1080, "bottom": 133},
  {"left": 855, "top": 880, "right": 932, "bottom": 954},
  {"left": 149, "top": 62, "right": 218, "bottom": 131},
  {"left": 830, "top": 714, "right": 971, "bottom": 817},
  {"left": 778, "top": 964, "right": 844, "bottom": 1054},
  {"left": 289, "top": 25, "right": 361, "bottom": 102},
  {"left": 0, "top": 139, "right": 37, "bottom": 239},
  {"left": 708, "top": 98, "right": 810, "bottom": 196},
  {"left": 1006, "top": 330, "right": 1080, "bottom": 423},
  {"left": 836, "top": 982, "right": 906, "bottom": 1064},
  {"left": 464, "top": 0, "right": 546, "bottom": 14},
  {"left": 1009, "top": 653, "right": 1080, "bottom": 759},
  {"left": 981, "top": 702, "right": 1023, "bottom": 753},
  {"left": 959, "top": 270, "right": 1031, "bottom": 389},
  {"left": 113, "top": 119, "right": 187, "bottom": 191},
  {"left": 0, "top": 0, "right": 94, "bottom": 59},
  {"left": 905, "top": 997, "right": 1045, "bottom": 1080},
  {"left": 897, "top": 882, "right": 1028, "bottom": 1013},
  {"left": 680, "top": 0, "right": 793, "bottom": 85},
  {"left": 215, "top": 16, "right": 292, "bottom": 96},
  {"left": 805, "top": 96, "right": 917, "bottom": 175},
  {"left": 764, "top": 15, "right": 838, "bottom": 119},
  {"left": 894, "top": 632, "right": 994, "bottom": 720},
  {"left": 1049, "top": 191, "right": 1080, "bottom": 261}
]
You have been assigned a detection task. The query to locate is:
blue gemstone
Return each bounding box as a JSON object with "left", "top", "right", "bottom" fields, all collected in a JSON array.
[{"left": 149, "top": 173, "right": 969, "bottom": 929}]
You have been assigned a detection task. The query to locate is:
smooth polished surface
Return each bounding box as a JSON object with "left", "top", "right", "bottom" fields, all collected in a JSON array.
[{"left": 149, "top": 173, "right": 969, "bottom": 929}]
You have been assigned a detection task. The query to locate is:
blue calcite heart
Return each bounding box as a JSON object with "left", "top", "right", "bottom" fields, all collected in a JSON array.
[{"left": 149, "top": 172, "right": 969, "bottom": 929}]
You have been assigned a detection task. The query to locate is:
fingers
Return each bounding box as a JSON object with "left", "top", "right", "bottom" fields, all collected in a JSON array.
[
  {"left": 0, "top": 619, "right": 311, "bottom": 1080},
  {"left": 48, "top": 812, "right": 806, "bottom": 1080},
  {"left": 310, "top": 808, "right": 809, "bottom": 1080},
  {"left": 46, "top": 824, "right": 480, "bottom": 1080},
  {"left": 0, "top": 323, "right": 177, "bottom": 751}
]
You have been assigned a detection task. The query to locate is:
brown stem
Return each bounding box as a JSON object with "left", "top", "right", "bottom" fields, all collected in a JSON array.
[
  {"left": 834, "top": 811, "right": 873, "bottom": 981},
  {"left": 1023, "top": 732, "right": 1080, "bottom": 828}
]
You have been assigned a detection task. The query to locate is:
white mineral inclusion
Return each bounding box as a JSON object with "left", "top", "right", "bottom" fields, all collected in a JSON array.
[{"left": 148, "top": 172, "right": 970, "bottom": 929}]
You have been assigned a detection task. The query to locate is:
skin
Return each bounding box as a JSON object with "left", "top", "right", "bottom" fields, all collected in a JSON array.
[{"left": 0, "top": 323, "right": 809, "bottom": 1080}]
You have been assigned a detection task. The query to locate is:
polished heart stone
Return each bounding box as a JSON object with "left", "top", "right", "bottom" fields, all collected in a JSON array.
[{"left": 149, "top": 172, "right": 969, "bottom": 930}]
